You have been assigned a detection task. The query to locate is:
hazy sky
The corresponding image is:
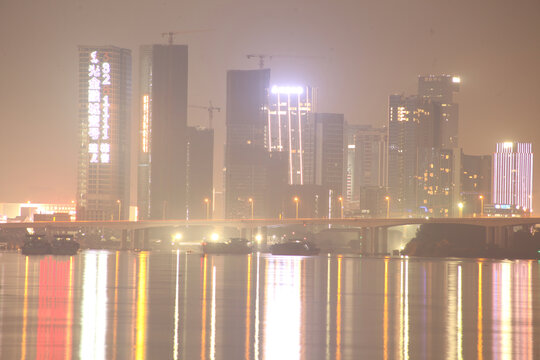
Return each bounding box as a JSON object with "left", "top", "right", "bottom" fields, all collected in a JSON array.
[{"left": 1, "top": 0, "right": 539, "bottom": 209}]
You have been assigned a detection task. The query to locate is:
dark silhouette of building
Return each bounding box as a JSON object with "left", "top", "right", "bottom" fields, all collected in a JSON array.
[
  {"left": 138, "top": 44, "right": 188, "bottom": 220},
  {"left": 344, "top": 124, "right": 388, "bottom": 215},
  {"left": 303, "top": 113, "right": 344, "bottom": 218},
  {"left": 461, "top": 151, "right": 491, "bottom": 216},
  {"left": 225, "top": 69, "right": 280, "bottom": 218},
  {"left": 77, "top": 46, "right": 131, "bottom": 220},
  {"left": 186, "top": 127, "right": 214, "bottom": 219}
]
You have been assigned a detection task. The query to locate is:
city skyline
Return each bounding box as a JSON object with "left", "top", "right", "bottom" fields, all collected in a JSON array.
[{"left": 1, "top": 0, "right": 539, "bottom": 210}]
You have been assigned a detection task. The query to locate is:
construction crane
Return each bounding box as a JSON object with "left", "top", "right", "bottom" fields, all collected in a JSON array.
[
  {"left": 189, "top": 101, "right": 221, "bottom": 129},
  {"left": 246, "top": 53, "right": 325, "bottom": 69},
  {"left": 246, "top": 54, "right": 272, "bottom": 69},
  {"left": 161, "top": 29, "right": 213, "bottom": 45}
]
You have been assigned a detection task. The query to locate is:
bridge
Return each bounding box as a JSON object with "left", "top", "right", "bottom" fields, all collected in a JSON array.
[{"left": 2, "top": 217, "right": 539, "bottom": 254}]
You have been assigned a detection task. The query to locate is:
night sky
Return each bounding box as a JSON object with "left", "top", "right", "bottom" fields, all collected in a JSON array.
[{"left": 1, "top": 0, "right": 539, "bottom": 210}]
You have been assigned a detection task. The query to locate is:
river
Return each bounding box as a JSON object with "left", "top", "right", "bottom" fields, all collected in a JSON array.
[{"left": 0, "top": 250, "right": 538, "bottom": 359}]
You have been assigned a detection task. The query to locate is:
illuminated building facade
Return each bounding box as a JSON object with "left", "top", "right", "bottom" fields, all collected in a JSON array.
[
  {"left": 267, "top": 86, "right": 316, "bottom": 185},
  {"left": 460, "top": 152, "right": 492, "bottom": 216},
  {"left": 388, "top": 75, "right": 461, "bottom": 217},
  {"left": 492, "top": 142, "right": 533, "bottom": 211},
  {"left": 77, "top": 46, "right": 131, "bottom": 220},
  {"left": 418, "top": 74, "right": 460, "bottom": 149},
  {"left": 387, "top": 95, "right": 427, "bottom": 215},
  {"left": 417, "top": 148, "right": 455, "bottom": 217},
  {"left": 138, "top": 44, "right": 188, "bottom": 220}
]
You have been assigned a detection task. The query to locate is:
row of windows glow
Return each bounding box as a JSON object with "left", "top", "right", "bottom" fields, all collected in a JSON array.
[{"left": 87, "top": 51, "right": 111, "bottom": 164}]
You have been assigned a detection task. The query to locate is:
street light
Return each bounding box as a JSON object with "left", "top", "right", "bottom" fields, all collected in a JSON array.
[
  {"left": 458, "top": 202, "right": 464, "bottom": 218},
  {"left": 385, "top": 196, "right": 390, "bottom": 219},
  {"left": 248, "top": 197, "right": 254, "bottom": 219},
  {"left": 204, "top": 198, "right": 210, "bottom": 219},
  {"left": 293, "top": 196, "right": 299, "bottom": 219},
  {"left": 338, "top": 196, "right": 344, "bottom": 219},
  {"left": 479, "top": 195, "right": 484, "bottom": 217},
  {"left": 116, "top": 199, "right": 121, "bottom": 220}
]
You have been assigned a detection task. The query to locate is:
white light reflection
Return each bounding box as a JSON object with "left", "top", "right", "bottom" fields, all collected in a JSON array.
[
  {"left": 80, "top": 251, "right": 108, "bottom": 360},
  {"left": 446, "top": 264, "right": 458, "bottom": 360},
  {"left": 492, "top": 263, "right": 512, "bottom": 359},
  {"left": 254, "top": 253, "right": 260, "bottom": 360},
  {"left": 398, "top": 259, "right": 409, "bottom": 360},
  {"left": 210, "top": 265, "right": 216, "bottom": 360},
  {"left": 173, "top": 251, "right": 180, "bottom": 360},
  {"left": 264, "top": 257, "right": 302, "bottom": 360},
  {"left": 457, "top": 265, "right": 463, "bottom": 360}
]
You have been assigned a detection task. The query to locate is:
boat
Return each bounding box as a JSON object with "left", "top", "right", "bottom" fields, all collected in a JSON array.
[
  {"left": 21, "top": 235, "right": 52, "bottom": 255},
  {"left": 202, "top": 237, "right": 253, "bottom": 254},
  {"left": 50, "top": 235, "right": 80, "bottom": 255},
  {"left": 270, "top": 239, "right": 320, "bottom": 256}
]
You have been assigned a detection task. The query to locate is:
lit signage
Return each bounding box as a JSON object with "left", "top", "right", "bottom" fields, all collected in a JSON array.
[
  {"left": 452, "top": 76, "right": 461, "bottom": 83},
  {"left": 87, "top": 51, "right": 111, "bottom": 164},
  {"left": 142, "top": 95, "right": 149, "bottom": 153},
  {"left": 270, "top": 85, "right": 304, "bottom": 95}
]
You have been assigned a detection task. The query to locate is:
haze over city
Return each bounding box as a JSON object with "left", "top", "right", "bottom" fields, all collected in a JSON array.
[{"left": 1, "top": 0, "right": 539, "bottom": 209}]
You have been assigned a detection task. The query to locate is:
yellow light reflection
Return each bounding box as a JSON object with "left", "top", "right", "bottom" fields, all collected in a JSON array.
[
  {"left": 336, "top": 256, "right": 342, "bottom": 360},
  {"left": 201, "top": 255, "right": 207, "bottom": 360},
  {"left": 457, "top": 265, "right": 463, "bottom": 360},
  {"left": 254, "top": 253, "right": 261, "bottom": 360},
  {"left": 210, "top": 265, "right": 217, "bottom": 360},
  {"left": 174, "top": 251, "right": 180, "bottom": 360},
  {"left": 112, "top": 251, "right": 119, "bottom": 360},
  {"left": 383, "top": 258, "right": 388, "bottom": 360},
  {"left": 65, "top": 257, "right": 74, "bottom": 360},
  {"left": 326, "top": 256, "right": 331, "bottom": 360},
  {"left": 135, "top": 253, "right": 148, "bottom": 360},
  {"left": 245, "top": 255, "right": 252, "bottom": 360},
  {"left": 526, "top": 262, "right": 532, "bottom": 358},
  {"left": 21, "top": 256, "right": 29, "bottom": 360},
  {"left": 477, "top": 263, "right": 483, "bottom": 360}
]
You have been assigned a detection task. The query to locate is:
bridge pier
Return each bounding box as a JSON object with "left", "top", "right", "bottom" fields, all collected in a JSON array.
[
  {"left": 486, "top": 226, "right": 514, "bottom": 248},
  {"left": 378, "top": 227, "right": 388, "bottom": 255}
]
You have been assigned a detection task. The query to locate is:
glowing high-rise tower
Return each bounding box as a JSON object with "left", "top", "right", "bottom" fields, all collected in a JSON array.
[
  {"left": 77, "top": 46, "right": 131, "bottom": 220},
  {"left": 492, "top": 142, "right": 533, "bottom": 211}
]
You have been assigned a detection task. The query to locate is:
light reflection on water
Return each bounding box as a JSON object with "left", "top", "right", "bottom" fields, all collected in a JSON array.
[{"left": 0, "top": 251, "right": 539, "bottom": 359}]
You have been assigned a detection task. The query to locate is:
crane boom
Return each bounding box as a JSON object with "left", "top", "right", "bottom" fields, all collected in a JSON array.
[{"left": 189, "top": 101, "right": 221, "bottom": 129}]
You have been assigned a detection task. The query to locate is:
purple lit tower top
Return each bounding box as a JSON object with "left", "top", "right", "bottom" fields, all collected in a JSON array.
[{"left": 492, "top": 142, "right": 533, "bottom": 211}]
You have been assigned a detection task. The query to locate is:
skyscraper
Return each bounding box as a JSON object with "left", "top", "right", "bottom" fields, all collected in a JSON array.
[
  {"left": 418, "top": 75, "right": 460, "bottom": 149},
  {"left": 138, "top": 44, "right": 188, "bottom": 220},
  {"left": 388, "top": 75, "right": 461, "bottom": 217},
  {"left": 186, "top": 127, "right": 214, "bottom": 219},
  {"left": 77, "top": 46, "right": 131, "bottom": 220},
  {"left": 461, "top": 151, "right": 492, "bottom": 215},
  {"left": 387, "top": 95, "right": 427, "bottom": 215},
  {"left": 225, "top": 69, "right": 276, "bottom": 218},
  {"left": 492, "top": 142, "right": 533, "bottom": 211},
  {"left": 303, "top": 113, "right": 345, "bottom": 217},
  {"left": 267, "top": 85, "right": 316, "bottom": 184}
]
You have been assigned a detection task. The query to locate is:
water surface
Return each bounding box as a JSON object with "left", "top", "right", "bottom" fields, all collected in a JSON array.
[{"left": 0, "top": 250, "right": 539, "bottom": 359}]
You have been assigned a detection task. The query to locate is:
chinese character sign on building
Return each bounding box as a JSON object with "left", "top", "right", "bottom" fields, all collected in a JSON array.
[{"left": 87, "top": 50, "right": 111, "bottom": 164}]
